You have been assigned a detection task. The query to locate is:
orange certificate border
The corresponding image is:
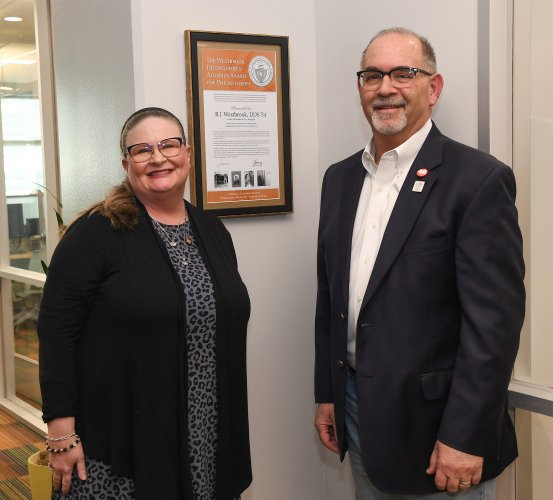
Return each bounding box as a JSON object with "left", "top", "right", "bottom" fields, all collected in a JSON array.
[{"left": 185, "top": 30, "right": 292, "bottom": 218}]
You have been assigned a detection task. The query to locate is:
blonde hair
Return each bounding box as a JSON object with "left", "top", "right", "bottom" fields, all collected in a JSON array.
[{"left": 80, "top": 178, "right": 139, "bottom": 230}]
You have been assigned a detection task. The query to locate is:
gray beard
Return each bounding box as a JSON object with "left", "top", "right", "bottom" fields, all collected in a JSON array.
[{"left": 371, "top": 109, "right": 408, "bottom": 135}]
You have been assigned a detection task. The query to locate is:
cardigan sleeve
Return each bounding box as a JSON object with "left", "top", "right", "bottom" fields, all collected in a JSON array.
[{"left": 38, "top": 214, "right": 110, "bottom": 422}]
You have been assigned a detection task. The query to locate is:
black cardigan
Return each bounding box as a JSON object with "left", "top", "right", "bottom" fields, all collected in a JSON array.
[{"left": 38, "top": 201, "right": 251, "bottom": 499}]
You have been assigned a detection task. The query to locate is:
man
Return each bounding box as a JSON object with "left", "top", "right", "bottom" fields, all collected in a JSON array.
[{"left": 314, "top": 27, "right": 524, "bottom": 499}]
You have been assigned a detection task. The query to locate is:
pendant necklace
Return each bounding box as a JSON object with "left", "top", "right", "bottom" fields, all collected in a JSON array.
[
  {"left": 150, "top": 207, "right": 193, "bottom": 248},
  {"left": 151, "top": 218, "right": 194, "bottom": 266},
  {"left": 151, "top": 219, "right": 180, "bottom": 247}
]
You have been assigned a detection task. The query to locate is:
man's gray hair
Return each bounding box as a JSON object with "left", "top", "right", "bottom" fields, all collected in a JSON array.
[{"left": 361, "top": 27, "right": 437, "bottom": 73}]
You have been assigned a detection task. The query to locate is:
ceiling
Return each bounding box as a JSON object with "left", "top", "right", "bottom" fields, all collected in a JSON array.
[{"left": 0, "top": 0, "right": 38, "bottom": 96}]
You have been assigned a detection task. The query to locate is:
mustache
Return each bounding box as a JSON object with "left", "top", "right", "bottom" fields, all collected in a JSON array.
[{"left": 372, "top": 98, "right": 407, "bottom": 108}]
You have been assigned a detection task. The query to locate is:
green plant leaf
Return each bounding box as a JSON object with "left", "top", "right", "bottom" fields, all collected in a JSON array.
[
  {"left": 54, "top": 209, "right": 64, "bottom": 227},
  {"left": 33, "top": 182, "right": 63, "bottom": 209}
]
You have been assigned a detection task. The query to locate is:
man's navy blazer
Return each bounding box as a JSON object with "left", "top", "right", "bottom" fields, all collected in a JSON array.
[{"left": 314, "top": 123, "right": 525, "bottom": 494}]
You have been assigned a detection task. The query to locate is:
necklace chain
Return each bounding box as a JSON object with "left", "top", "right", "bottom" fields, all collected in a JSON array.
[
  {"left": 151, "top": 219, "right": 176, "bottom": 245},
  {"left": 150, "top": 205, "right": 194, "bottom": 267}
]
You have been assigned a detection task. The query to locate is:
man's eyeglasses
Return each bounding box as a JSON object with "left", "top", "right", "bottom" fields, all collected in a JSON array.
[
  {"left": 357, "top": 67, "right": 434, "bottom": 90},
  {"left": 126, "top": 137, "right": 184, "bottom": 163}
]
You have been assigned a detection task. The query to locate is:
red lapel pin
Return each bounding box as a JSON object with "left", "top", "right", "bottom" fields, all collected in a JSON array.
[{"left": 416, "top": 168, "right": 428, "bottom": 178}]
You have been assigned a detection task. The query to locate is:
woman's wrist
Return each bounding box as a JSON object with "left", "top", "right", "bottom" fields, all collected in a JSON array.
[
  {"left": 45, "top": 435, "right": 81, "bottom": 454},
  {"left": 46, "top": 416, "right": 76, "bottom": 443},
  {"left": 46, "top": 431, "right": 76, "bottom": 442}
]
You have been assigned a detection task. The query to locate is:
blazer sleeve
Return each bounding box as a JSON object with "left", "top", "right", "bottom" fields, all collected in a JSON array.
[
  {"left": 438, "top": 164, "right": 525, "bottom": 456},
  {"left": 38, "top": 215, "right": 108, "bottom": 421},
  {"left": 314, "top": 169, "right": 333, "bottom": 403}
]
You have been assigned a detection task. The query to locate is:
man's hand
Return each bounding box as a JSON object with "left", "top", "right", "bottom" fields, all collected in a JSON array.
[
  {"left": 426, "top": 440, "right": 483, "bottom": 493},
  {"left": 314, "top": 403, "right": 340, "bottom": 454}
]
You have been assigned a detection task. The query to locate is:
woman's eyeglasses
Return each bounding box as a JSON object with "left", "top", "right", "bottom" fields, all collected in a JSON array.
[{"left": 126, "top": 137, "right": 184, "bottom": 163}]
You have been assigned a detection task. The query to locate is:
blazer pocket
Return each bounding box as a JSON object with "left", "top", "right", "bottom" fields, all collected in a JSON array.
[
  {"left": 401, "top": 236, "right": 451, "bottom": 255},
  {"left": 420, "top": 370, "right": 453, "bottom": 400}
]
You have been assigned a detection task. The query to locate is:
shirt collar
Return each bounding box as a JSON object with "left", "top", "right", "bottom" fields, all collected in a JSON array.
[{"left": 361, "top": 119, "right": 433, "bottom": 175}]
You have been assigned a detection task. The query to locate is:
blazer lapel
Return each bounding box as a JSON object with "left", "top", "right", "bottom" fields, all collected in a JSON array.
[
  {"left": 338, "top": 154, "right": 367, "bottom": 307},
  {"left": 360, "top": 125, "right": 444, "bottom": 310}
]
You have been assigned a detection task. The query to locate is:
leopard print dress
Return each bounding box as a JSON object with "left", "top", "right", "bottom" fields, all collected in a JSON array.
[
  {"left": 158, "top": 218, "right": 218, "bottom": 499},
  {"left": 52, "top": 218, "right": 219, "bottom": 499}
]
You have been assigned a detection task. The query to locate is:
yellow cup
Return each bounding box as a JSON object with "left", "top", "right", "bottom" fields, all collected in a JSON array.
[{"left": 27, "top": 450, "right": 52, "bottom": 500}]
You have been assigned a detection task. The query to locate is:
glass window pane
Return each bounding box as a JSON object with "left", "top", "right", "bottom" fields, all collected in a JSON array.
[
  {"left": 7, "top": 192, "right": 47, "bottom": 271},
  {"left": 11, "top": 279, "right": 42, "bottom": 409},
  {"left": 1, "top": 14, "right": 48, "bottom": 272}
]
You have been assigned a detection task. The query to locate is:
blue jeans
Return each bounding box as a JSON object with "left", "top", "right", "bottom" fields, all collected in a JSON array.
[{"left": 345, "top": 370, "right": 496, "bottom": 500}]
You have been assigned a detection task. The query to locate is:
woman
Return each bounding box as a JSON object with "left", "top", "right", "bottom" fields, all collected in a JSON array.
[{"left": 38, "top": 107, "right": 251, "bottom": 499}]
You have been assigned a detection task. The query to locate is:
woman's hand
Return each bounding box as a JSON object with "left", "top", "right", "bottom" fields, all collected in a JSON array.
[
  {"left": 46, "top": 417, "right": 87, "bottom": 495},
  {"left": 49, "top": 444, "right": 86, "bottom": 495}
]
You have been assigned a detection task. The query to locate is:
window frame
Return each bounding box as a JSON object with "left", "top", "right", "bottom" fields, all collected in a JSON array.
[{"left": 0, "top": 0, "right": 59, "bottom": 434}]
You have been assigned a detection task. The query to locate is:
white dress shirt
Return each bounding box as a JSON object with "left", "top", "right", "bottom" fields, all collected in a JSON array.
[{"left": 347, "top": 119, "right": 432, "bottom": 368}]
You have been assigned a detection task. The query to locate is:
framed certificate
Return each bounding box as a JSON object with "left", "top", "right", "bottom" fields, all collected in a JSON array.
[{"left": 185, "top": 30, "right": 292, "bottom": 217}]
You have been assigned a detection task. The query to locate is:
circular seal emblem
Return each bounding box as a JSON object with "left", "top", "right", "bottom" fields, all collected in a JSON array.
[{"left": 248, "top": 56, "right": 274, "bottom": 87}]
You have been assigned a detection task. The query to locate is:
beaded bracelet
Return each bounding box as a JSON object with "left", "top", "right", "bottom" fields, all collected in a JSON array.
[
  {"left": 45, "top": 436, "right": 81, "bottom": 454},
  {"left": 46, "top": 432, "right": 76, "bottom": 442}
]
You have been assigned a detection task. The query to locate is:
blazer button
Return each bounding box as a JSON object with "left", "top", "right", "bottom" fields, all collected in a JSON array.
[
  {"left": 337, "top": 360, "right": 346, "bottom": 369},
  {"left": 340, "top": 312, "right": 346, "bottom": 320}
]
